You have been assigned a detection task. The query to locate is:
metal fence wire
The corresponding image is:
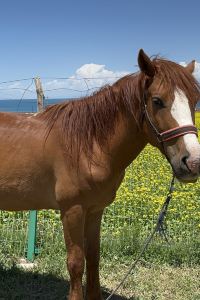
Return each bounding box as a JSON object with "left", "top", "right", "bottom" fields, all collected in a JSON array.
[
  {"left": 0, "top": 146, "right": 199, "bottom": 259},
  {"left": 0, "top": 77, "right": 199, "bottom": 261}
]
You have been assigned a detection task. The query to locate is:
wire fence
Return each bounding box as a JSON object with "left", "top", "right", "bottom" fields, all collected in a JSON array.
[
  {"left": 0, "top": 156, "right": 200, "bottom": 260},
  {"left": 0, "top": 76, "right": 199, "bottom": 261},
  {"left": 0, "top": 75, "right": 122, "bottom": 103}
]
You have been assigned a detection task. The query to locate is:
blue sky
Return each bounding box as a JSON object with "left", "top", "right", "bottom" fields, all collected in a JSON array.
[{"left": 0, "top": 0, "right": 199, "bottom": 99}]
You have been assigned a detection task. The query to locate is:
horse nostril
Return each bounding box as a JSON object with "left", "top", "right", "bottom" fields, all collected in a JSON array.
[
  {"left": 181, "top": 155, "right": 191, "bottom": 172},
  {"left": 182, "top": 156, "right": 188, "bottom": 165}
]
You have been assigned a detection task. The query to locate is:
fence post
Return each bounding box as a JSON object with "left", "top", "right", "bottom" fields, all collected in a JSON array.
[
  {"left": 34, "top": 77, "right": 45, "bottom": 112},
  {"left": 27, "top": 77, "right": 44, "bottom": 262},
  {"left": 27, "top": 210, "right": 38, "bottom": 261}
]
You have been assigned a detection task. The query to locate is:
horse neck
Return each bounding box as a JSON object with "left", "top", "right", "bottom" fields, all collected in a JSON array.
[
  {"left": 106, "top": 111, "right": 147, "bottom": 172},
  {"left": 102, "top": 77, "right": 147, "bottom": 171}
]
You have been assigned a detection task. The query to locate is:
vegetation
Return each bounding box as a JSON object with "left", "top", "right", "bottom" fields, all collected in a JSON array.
[
  {"left": 0, "top": 255, "right": 199, "bottom": 299},
  {"left": 0, "top": 113, "right": 200, "bottom": 298}
]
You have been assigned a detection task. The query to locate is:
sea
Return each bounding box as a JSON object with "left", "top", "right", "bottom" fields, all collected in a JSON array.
[
  {"left": 0, "top": 98, "right": 199, "bottom": 113},
  {"left": 0, "top": 98, "right": 68, "bottom": 113}
]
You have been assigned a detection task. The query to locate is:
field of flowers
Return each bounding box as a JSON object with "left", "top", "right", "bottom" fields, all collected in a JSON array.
[
  {"left": 0, "top": 114, "right": 200, "bottom": 265},
  {"left": 103, "top": 142, "right": 200, "bottom": 239},
  {"left": 100, "top": 112, "right": 200, "bottom": 263}
]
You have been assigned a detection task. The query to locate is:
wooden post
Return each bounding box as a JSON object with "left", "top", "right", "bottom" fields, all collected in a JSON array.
[
  {"left": 34, "top": 77, "right": 44, "bottom": 112},
  {"left": 27, "top": 77, "right": 44, "bottom": 261}
]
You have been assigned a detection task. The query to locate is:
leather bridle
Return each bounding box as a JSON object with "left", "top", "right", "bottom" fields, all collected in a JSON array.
[{"left": 142, "top": 90, "right": 198, "bottom": 146}]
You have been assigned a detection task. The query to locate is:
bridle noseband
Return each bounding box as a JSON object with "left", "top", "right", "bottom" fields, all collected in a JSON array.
[{"left": 142, "top": 91, "right": 198, "bottom": 145}]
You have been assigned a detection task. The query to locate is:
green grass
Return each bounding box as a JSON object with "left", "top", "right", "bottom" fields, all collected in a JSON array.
[
  {"left": 0, "top": 254, "right": 199, "bottom": 300},
  {"left": 0, "top": 225, "right": 199, "bottom": 299},
  {"left": 0, "top": 114, "right": 200, "bottom": 298}
]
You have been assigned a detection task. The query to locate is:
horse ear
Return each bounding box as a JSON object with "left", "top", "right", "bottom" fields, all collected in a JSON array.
[
  {"left": 138, "top": 49, "right": 155, "bottom": 77},
  {"left": 185, "top": 60, "right": 195, "bottom": 74}
]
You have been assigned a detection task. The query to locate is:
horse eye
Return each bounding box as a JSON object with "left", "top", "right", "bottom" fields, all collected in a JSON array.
[{"left": 152, "top": 97, "right": 165, "bottom": 108}]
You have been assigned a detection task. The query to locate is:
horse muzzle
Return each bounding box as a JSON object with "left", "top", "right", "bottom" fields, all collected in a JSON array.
[{"left": 171, "top": 153, "right": 200, "bottom": 183}]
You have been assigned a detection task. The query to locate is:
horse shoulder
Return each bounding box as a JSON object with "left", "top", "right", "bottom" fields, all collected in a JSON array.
[{"left": 53, "top": 153, "right": 126, "bottom": 211}]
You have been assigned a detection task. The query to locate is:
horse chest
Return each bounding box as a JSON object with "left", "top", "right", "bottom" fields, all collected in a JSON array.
[
  {"left": 92, "top": 171, "right": 125, "bottom": 207},
  {"left": 54, "top": 167, "right": 125, "bottom": 212}
]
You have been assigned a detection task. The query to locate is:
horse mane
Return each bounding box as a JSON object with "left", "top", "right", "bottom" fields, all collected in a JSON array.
[{"left": 37, "top": 58, "right": 200, "bottom": 162}]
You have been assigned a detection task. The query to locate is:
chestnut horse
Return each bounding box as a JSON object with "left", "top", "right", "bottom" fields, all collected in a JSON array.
[{"left": 0, "top": 50, "right": 200, "bottom": 299}]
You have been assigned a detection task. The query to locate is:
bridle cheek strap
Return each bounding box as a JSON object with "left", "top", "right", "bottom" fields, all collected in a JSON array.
[
  {"left": 158, "top": 125, "right": 198, "bottom": 143},
  {"left": 142, "top": 90, "right": 198, "bottom": 146}
]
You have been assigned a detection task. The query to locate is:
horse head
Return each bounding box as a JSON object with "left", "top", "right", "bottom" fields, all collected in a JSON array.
[{"left": 138, "top": 49, "right": 200, "bottom": 183}]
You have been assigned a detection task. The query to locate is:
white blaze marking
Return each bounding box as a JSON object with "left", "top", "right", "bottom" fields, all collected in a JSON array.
[{"left": 171, "top": 89, "right": 200, "bottom": 157}]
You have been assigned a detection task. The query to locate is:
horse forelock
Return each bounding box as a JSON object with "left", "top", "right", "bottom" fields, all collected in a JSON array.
[{"left": 153, "top": 58, "right": 200, "bottom": 107}]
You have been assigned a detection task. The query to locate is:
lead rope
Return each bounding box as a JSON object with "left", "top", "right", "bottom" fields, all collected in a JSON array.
[{"left": 105, "top": 175, "right": 175, "bottom": 300}]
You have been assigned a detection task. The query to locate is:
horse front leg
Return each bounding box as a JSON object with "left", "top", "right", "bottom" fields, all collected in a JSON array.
[
  {"left": 61, "top": 205, "right": 86, "bottom": 300},
  {"left": 84, "top": 209, "right": 104, "bottom": 300}
]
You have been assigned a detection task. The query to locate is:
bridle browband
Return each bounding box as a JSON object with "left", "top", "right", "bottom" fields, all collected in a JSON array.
[{"left": 142, "top": 89, "right": 198, "bottom": 145}]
